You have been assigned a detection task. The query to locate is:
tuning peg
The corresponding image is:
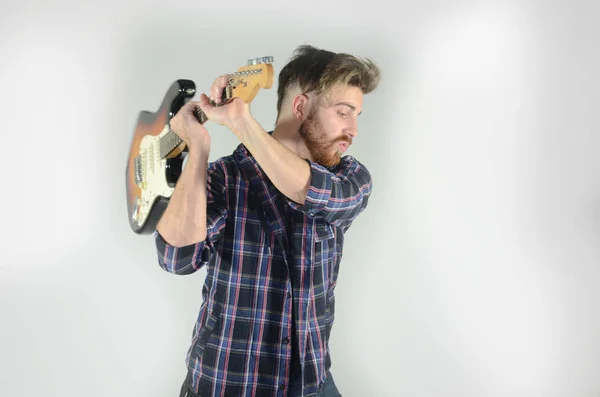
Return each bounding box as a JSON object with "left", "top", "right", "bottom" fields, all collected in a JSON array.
[{"left": 247, "top": 56, "right": 274, "bottom": 65}]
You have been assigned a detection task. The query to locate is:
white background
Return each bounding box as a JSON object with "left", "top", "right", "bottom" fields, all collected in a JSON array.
[{"left": 1, "top": 0, "right": 599, "bottom": 396}]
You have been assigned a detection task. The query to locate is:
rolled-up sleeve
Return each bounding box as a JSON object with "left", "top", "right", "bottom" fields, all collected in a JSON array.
[
  {"left": 154, "top": 161, "right": 228, "bottom": 275},
  {"left": 286, "top": 155, "right": 372, "bottom": 229}
]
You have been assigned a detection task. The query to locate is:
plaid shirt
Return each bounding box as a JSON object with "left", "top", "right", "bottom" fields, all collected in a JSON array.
[{"left": 154, "top": 138, "right": 372, "bottom": 397}]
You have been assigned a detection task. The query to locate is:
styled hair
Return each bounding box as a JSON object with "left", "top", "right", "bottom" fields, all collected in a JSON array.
[{"left": 275, "top": 45, "right": 381, "bottom": 121}]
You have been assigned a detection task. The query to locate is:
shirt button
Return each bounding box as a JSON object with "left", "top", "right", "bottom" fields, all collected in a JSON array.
[
  {"left": 287, "top": 292, "right": 292, "bottom": 298},
  {"left": 283, "top": 338, "right": 290, "bottom": 344}
]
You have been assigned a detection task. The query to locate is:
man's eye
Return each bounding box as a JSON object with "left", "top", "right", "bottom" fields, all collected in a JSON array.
[{"left": 338, "top": 111, "right": 347, "bottom": 117}]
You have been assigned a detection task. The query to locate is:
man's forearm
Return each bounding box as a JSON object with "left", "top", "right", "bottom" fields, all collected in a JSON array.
[
  {"left": 156, "top": 150, "right": 209, "bottom": 247},
  {"left": 233, "top": 116, "right": 311, "bottom": 204}
]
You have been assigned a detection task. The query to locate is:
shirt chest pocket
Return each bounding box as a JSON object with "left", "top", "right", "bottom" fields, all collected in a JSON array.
[
  {"left": 314, "top": 221, "right": 335, "bottom": 242},
  {"left": 313, "top": 221, "right": 336, "bottom": 265}
]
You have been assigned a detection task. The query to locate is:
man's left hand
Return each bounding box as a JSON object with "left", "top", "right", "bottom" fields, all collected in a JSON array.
[{"left": 197, "top": 74, "right": 251, "bottom": 134}]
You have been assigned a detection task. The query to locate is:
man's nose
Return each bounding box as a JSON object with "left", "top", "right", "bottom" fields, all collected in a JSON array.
[{"left": 344, "top": 117, "right": 358, "bottom": 138}]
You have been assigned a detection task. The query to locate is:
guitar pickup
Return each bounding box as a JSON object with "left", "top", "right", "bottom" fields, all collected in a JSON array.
[{"left": 134, "top": 155, "right": 142, "bottom": 185}]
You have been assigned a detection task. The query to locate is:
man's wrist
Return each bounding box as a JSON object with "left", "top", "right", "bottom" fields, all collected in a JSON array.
[
  {"left": 230, "top": 114, "right": 262, "bottom": 143},
  {"left": 186, "top": 145, "right": 210, "bottom": 167}
]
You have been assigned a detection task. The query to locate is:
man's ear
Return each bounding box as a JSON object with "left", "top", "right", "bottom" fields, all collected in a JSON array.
[{"left": 292, "top": 93, "right": 309, "bottom": 121}]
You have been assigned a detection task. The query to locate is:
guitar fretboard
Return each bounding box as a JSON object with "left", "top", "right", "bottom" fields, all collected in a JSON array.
[{"left": 159, "top": 129, "right": 183, "bottom": 159}]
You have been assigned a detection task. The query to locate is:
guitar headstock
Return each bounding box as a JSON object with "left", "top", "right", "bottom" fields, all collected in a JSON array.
[{"left": 226, "top": 56, "right": 274, "bottom": 103}]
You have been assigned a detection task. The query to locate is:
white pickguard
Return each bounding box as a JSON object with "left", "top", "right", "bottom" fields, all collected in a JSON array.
[{"left": 133, "top": 125, "right": 187, "bottom": 227}]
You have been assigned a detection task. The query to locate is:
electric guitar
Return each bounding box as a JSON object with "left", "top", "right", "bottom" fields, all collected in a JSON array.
[{"left": 125, "top": 56, "right": 274, "bottom": 234}]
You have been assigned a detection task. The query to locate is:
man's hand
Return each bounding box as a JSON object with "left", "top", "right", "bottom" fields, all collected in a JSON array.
[
  {"left": 197, "top": 76, "right": 312, "bottom": 205},
  {"left": 170, "top": 100, "right": 211, "bottom": 158},
  {"left": 197, "top": 75, "right": 251, "bottom": 135}
]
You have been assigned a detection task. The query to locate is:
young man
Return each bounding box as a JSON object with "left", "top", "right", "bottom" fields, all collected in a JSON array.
[{"left": 155, "top": 45, "right": 381, "bottom": 397}]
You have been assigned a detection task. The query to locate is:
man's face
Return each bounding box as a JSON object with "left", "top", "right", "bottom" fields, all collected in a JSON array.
[{"left": 298, "top": 84, "right": 363, "bottom": 168}]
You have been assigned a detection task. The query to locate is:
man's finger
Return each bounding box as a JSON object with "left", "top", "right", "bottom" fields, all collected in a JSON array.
[
  {"left": 211, "top": 79, "right": 221, "bottom": 104},
  {"left": 194, "top": 94, "right": 214, "bottom": 122},
  {"left": 198, "top": 94, "right": 211, "bottom": 108},
  {"left": 188, "top": 100, "right": 200, "bottom": 109},
  {"left": 211, "top": 75, "right": 230, "bottom": 104}
]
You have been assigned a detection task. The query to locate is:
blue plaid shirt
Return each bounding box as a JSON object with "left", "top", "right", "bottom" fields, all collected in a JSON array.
[{"left": 154, "top": 138, "right": 372, "bottom": 397}]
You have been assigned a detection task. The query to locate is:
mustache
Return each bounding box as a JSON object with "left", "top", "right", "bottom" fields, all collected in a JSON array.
[{"left": 335, "top": 136, "right": 352, "bottom": 145}]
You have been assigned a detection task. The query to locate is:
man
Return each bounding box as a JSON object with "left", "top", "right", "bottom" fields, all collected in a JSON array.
[{"left": 155, "top": 45, "right": 381, "bottom": 397}]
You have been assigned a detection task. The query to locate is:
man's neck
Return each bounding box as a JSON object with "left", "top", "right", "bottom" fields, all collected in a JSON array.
[{"left": 272, "top": 119, "right": 312, "bottom": 161}]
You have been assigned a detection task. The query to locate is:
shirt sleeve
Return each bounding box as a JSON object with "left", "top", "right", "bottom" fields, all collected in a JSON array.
[
  {"left": 286, "top": 155, "right": 372, "bottom": 229},
  {"left": 154, "top": 160, "right": 228, "bottom": 275}
]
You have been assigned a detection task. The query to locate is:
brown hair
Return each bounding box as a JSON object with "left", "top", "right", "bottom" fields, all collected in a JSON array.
[{"left": 275, "top": 45, "right": 381, "bottom": 121}]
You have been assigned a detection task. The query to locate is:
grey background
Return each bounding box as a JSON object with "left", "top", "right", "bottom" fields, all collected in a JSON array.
[{"left": 1, "top": 0, "right": 599, "bottom": 396}]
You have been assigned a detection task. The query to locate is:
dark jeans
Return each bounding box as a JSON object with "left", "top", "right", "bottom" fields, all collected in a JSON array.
[{"left": 179, "top": 370, "right": 342, "bottom": 397}]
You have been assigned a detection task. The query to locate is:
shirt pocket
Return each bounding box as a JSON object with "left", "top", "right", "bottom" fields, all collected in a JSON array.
[
  {"left": 314, "top": 221, "right": 335, "bottom": 242},
  {"left": 313, "top": 221, "right": 336, "bottom": 283}
]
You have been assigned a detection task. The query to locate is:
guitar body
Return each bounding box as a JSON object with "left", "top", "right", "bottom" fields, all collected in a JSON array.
[
  {"left": 125, "top": 79, "right": 195, "bottom": 234},
  {"left": 125, "top": 57, "right": 274, "bottom": 234}
]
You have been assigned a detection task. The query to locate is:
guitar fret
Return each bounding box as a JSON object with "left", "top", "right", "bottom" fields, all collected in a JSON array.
[{"left": 159, "top": 129, "right": 183, "bottom": 159}]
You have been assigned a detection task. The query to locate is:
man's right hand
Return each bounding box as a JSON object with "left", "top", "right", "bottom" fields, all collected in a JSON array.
[{"left": 169, "top": 100, "right": 211, "bottom": 158}]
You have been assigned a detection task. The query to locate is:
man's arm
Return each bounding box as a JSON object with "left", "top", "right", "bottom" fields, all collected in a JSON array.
[
  {"left": 155, "top": 153, "right": 228, "bottom": 275},
  {"left": 233, "top": 116, "right": 312, "bottom": 204},
  {"left": 233, "top": 116, "right": 372, "bottom": 228},
  {"left": 286, "top": 155, "right": 372, "bottom": 230}
]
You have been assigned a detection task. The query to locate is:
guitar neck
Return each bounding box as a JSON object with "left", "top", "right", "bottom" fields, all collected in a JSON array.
[
  {"left": 159, "top": 59, "right": 273, "bottom": 159},
  {"left": 158, "top": 90, "right": 225, "bottom": 159}
]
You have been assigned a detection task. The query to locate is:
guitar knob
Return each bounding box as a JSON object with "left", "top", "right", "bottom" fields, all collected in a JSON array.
[{"left": 247, "top": 58, "right": 258, "bottom": 65}]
